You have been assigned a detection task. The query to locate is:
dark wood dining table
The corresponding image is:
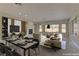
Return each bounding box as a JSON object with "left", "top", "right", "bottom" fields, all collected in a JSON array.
[{"left": 3, "top": 37, "right": 37, "bottom": 56}]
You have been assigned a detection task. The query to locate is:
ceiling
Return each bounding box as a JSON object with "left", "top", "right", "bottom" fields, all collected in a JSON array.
[{"left": 0, "top": 3, "right": 79, "bottom": 22}]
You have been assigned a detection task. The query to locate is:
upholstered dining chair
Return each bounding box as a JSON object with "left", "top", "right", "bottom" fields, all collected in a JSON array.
[
  {"left": 30, "top": 39, "right": 40, "bottom": 56},
  {"left": 0, "top": 43, "right": 20, "bottom": 56},
  {"left": 33, "top": 33, "right": 40, "bottom": 42}
]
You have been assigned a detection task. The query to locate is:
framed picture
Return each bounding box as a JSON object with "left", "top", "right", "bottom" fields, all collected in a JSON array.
[{"left": 29, "top": 29, "right": 33, "bottom": 34}]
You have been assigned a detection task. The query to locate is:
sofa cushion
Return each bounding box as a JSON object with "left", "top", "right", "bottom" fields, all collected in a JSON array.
[{"left": 44, "top": 40, "right": 61, "bottom": 48}]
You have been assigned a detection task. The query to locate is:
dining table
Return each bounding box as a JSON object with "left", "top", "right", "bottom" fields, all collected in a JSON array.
[{"left": 3, "top": 37, "right": 37, "bottom": 56}]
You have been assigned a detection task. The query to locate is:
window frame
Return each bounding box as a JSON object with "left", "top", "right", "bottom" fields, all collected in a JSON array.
[
  {"left": 61, "top": 24, "right": 66, "bottom": 33},
  {"left": 39, "top": 25, "right": 43, "bottom": 32},
  {"left": 45, "top": 24, "right": 59, "bottom": 33}
]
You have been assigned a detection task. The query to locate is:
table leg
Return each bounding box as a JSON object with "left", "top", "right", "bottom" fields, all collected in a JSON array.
[
  {"left": 24, "top": 50, "right": 26, "bottom": 56},
  {"left": 6, "top": 41, "right": 7, "bottom": 45},
  {"left": 28, "top": 49, "right": 30, "bottom": 56}
]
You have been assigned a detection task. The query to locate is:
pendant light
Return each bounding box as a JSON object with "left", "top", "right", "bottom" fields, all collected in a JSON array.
[{"left": 47, "top": 24, "right": 50, "bottom": 29}]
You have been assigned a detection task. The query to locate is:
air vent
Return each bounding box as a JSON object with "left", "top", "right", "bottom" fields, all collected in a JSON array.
[{"left": 15, "top": 3, "right": 23, "bottom": 6}]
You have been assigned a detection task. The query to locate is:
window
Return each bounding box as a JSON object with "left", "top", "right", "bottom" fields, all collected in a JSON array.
[
  {"left": 62, "top": 24, "right": 66, "bottom": 33},
  {"left": 45, "top": 25, "right": 53, "bottom": 32},
  {"left": 14, "top": 20, "right": 21, "bottom": 32},
  {"left": 45, "top": 24, "right": 59, "bottom": 32},
  {"left": 74, "top": 19, "right": 78, "bottom": 35},
  {"left": 52, "top": 24, "right": 59, "bottom": 32},
  {"left": 39, "top": 25, "right": 42, "bottom": 32}
]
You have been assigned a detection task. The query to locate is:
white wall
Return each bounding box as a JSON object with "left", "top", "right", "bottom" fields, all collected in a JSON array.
[
  {"left": 8, "top": 18, "right": 11, "bottom": 35},
  {"left": 69, "top": 15, "right": 79, "bottom": 48}
]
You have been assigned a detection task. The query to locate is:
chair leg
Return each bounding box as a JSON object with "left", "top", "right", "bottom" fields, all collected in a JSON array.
[
  {"left": 34, "top": 49, "right": 37, "bottom": 56},
  {"left": 31, "top": 47, "right": 40, "bottom": 56},
  {"left": 38, "top": 47, "right": 40, "bottom": 54}
]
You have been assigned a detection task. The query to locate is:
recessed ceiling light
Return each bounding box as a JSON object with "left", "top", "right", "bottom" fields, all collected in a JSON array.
[
  {"left": 19, "top": 12, "right": 22, "bottom": 15},
  {"left": 25, "top": 14, "right": 28, "bottom": 17}
]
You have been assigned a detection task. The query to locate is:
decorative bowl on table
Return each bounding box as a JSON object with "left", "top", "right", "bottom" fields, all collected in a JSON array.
[
  {"left": 25, "top": 39, "right": 33, "bottom": 43},
  {"left": 16, "top": 42, "right": 27, "bottom": 46}
]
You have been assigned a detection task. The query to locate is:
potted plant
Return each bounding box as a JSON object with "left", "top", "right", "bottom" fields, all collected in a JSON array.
[
  {"left": 18, "top": 32, "right": 25, "bottom": 39},
  {"left": 11, "top": 32, "right": 16, "bottom": 37}
]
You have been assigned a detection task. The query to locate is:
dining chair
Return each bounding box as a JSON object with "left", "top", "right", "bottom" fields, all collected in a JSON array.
[
  {"left": 0, "top": 43, "right": 5, "bottom": 54},
  {"left": 30, "top": 39, "right": 40, "bottom": 56},
  {"left": 0, "top": 43, "right": 12, "bottom": 56},
  {"left": 0, "top": 43, "right": 20, "bottom": 56}
]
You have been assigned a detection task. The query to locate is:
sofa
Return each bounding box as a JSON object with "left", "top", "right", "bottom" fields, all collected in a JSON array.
[{"left": 44, "top": 33, "right": 61, "bottom": 48}]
